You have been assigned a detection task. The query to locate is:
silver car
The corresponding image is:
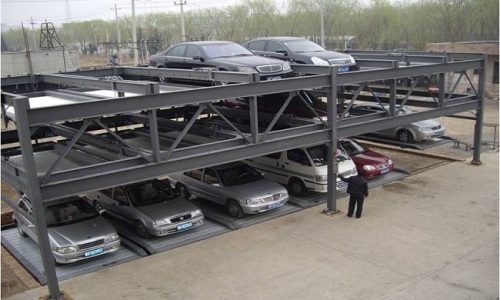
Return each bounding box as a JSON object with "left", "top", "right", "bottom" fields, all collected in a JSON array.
[
  {"left": 86, "top": 179, "right": 204, "bottom": 239},
  {"left": 13, "top": 195, "right": 121, "bottom": 264},
  {"left": 169, "top": 162, "right": 289, "bottom": 218},
  {"left": 351, "top": 103, "right": 446, "bottom": 143}
]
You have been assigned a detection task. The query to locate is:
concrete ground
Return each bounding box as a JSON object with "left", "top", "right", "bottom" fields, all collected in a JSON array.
[{"left": 4, "top": 149, "right": 498, "bottom": 300}]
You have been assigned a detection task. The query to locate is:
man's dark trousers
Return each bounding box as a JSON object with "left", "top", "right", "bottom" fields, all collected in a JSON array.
[{"left": 347, "top": 195, "right": 365, "bottom": 218}]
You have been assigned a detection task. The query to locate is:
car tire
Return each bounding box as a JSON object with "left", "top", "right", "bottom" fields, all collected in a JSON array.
[
  {"left": 177, "top": 184, "right": 191, "bottom": 199},
  {"left": 15, "top": 221, "right": 27, "bottom": 237},
  {"left": 226, "top": 199, "right": 244, "bottom": 218},
  {"left": 288, "top": 177, "right": 308, "bottom": 196},
  {"left": 135, "top": 221, "right": 150, "bottom": 239},
  {"left": 397, "top": 129, "right": 414, "bottom": 144}
]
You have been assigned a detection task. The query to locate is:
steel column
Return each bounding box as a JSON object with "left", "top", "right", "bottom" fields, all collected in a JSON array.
[
  {"left": 325, "top": 68, "right": 338, "bottom": 213},
  {"left": 471, "top": 55, "right": 486, "bottom": 164}
]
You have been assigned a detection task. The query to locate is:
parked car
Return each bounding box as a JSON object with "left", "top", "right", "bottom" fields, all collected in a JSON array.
[
  {"left": 242, "top": 37, "right": 357, "bottom": 72},
  {"left": 245, "top": 144, "right": 358, "bottom": 196},
  {"left": 169, "top": 162, "right": 289, "bottom": 218},
  {"left": 13, "top": 194, "right": 121, "bottom": 264},
  {"left": 222, "top": 90, "right": 348, "bottom": 122},
  {"left": 338, "top": 138, "right": 394, "bottom": 178},
  {"left": 350, "top": 103, "right": 446, "bottom": 143},
  {"left": 148, "top": 41, "right": 293, "bottom": 81},
  {"left": 86, "top": 179, "right": 204, "bottom": 239}
]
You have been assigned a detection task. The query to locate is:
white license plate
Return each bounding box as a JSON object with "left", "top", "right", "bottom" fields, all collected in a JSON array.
[
  {"left": 338, "top": 66, "right": 349, "bottom": 72},
  {"left": 177, "top": 222, "right": 193, "bottom": 230},
  {"left": 434, "top": 130, "right": 444, "bottom": 136},
  {"left": 266, "top": 76, "right": 281, "bottom": 81},
  {"left": 381, "top": 168, "right": 390, "bottom": 174},
  {"left": 84, "top": 248, "right": 104, "bottom": 257}
]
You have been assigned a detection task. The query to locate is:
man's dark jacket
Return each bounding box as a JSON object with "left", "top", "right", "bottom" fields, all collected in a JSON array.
[{"left": 339, "top": 174, "right": 368, "bottom": 198}]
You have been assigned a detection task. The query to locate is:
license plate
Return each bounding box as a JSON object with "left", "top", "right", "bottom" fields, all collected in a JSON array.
[
  {"left": 434, "top": 130, "right": 444, "bottom": 136},
  {"left": 177, "top": 222, "right": 193, "bottom": 230},
  {"left": 84, "top": 248, "right": 104, "bottom": 257},
  {"left": 337, "top": 181, "right": 348, "bottom": 189},
  {"left": 268, "top": 202, "right": 282, "bottom": 209},
  {"left": 266, "top": 76, "right": 281, "bottom": 81},
  {"left": 381, "top": 168, "right": 389, "bottom": 174},
  {"left": 338, "top": 66, "right": 349, "bottom": 72}
]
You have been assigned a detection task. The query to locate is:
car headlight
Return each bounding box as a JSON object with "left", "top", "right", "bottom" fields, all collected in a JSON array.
[
  {"left": 56, "top": 246, "right": 78, "bottom": 254},
  {"left": 311, "top": 57, "right": 329, "bottom": 66},
  {"left": 363, "top": 165, "right": 376, "bottom": 171},
  {"left": 315, "top": 175, "right": 328, "bottom": 182},
  {"left": 419, "top": 127, "right": 432, "bottom": 132},
  {"left": 152, "top": 219, "right": 171, "bottom": 227},
  {"left": 283, "top": 61, "right": 291, "bottom": 71},
  {"left": 105, "top": 233, "right": 120, "bottom": 243},
  {"left": 237, "top": 66, "right": 258, "bottom": 73},
  {"left": 246, "top": 198, "right": 265, "bottom": 205},
  {"left": 348, "top": 55, "right": 356, "bottom": 65},
  {"left": 191, "top": 209, "right": 203, "bottom": 217},
  {"left": 388, "top": 159, "right": 393, "bottom": 165},
  {"left": 280, "top": 191, "right": 288, "bottom": 198}
]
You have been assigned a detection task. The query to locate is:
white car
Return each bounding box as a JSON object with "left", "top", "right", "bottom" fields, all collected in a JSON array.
[{"left": 351, "top": 103, "right": 446, "bottom": 143}]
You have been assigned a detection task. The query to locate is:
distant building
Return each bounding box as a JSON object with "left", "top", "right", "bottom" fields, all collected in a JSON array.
[{"left": 426, "top": 41, "right": 499, "bottom": 100}]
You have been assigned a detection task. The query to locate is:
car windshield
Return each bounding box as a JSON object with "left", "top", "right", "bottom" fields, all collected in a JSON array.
[
  {"left": 306, "top": 144, "right": 350, "bottom": 166},
  {"left": 283, "top": 40, "right": 325, "bottom": 53},
  {"left": 45, "top": 199, "right": 99, "bottom": 227},
  {"left": 126, "top": 180, "right": 178, "bottom": 207},
  {"left": 339, "top": 140, "right": 367, "bottom": 156},
  {"left": 217, "top": 164, "right": 263, "bottom": 187},
  {"left": 202, "top": 43, "right": 253, "bottom": 58}
]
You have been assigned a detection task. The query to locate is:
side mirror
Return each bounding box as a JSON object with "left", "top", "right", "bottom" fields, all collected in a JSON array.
[
  {"left": 276, "top": 49, "right": 288, "bottom": 56},
  {"left": 212, "top": 183, "right": 221, "bottom": 188},
  {"left": 193, "top": 56, "right": 205, "bottom": 62}
]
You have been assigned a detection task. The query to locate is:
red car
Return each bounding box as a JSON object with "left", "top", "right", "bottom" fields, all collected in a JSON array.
[{"left": 338, "top": 138, "right": 394, "bottom": 179}]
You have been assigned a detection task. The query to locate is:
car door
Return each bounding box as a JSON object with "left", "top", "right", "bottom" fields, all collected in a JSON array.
[
  {"left": 245, "top": 40, "right": 268, "bottom": 57},
  {"left": 164, "top": 44, "right": 188, "bottom": 69},
  {"left": 249, "top": 152, "right": 287, "bottom": 185},
  {"left": 199, "top": 168, "right": 225, "bottom": 205},
  {"left": 265, "top": 41, "right": 289, "bottom": 61},
  {"left": 184, "top": 45, "right": 208, "bottom": 69},
  {"left": 180, "top": 169, "right": 207, "bottom": 199},
  {"left": 96, "top": 187, "right": 134, "bottom": 224},
  {"left": 283, "top": 149, "right": 314, "bottom": 182},
  {"left": 17, "top": 199, "right": 38, "bottom": 241}
]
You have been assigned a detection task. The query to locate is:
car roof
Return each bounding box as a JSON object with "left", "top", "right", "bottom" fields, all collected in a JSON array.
[
  {"left": 250, "top": 36, "right": 303, "bottom": 42},
  {"left": 208, "top": 161, "right": 248, "bottom": 171},
  {"left": 176, "top": 41, "right": 237, "bottom": 46}
]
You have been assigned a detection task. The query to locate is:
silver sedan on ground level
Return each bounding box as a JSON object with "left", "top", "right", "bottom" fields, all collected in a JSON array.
[
  {"left": 169, "top": 162, "right": 289, "bottom": 218},
  {"left": 14, "top": 195, "right": 121, "bottom": 264},
  {"left": 86, "top": 179, "right": 204, "bottom": 239}
]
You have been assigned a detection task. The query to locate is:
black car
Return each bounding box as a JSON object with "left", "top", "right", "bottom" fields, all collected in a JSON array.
[
  {"left": 148, "top": 41, "right": 293, "bottom": 81},
  {"left": 242, "top": 37, "right": 357, "bottom": 72}
]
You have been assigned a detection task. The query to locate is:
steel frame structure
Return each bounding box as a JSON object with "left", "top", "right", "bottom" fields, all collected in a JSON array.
[{"left": 1, "top": 51, "right": 486, "bottom": 300}]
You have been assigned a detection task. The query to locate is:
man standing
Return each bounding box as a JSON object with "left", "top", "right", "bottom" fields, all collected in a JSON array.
[{"left": 338, "top": 172, "right": 369, "bottom": 218}]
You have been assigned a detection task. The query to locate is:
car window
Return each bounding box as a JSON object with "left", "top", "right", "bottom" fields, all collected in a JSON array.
[
  {"left": 202, "top": 43, "right": 252, "bottom": 58},
  {"left": 340, "top": 140, "right": 365, "bottom": 155},
  {"left": 247, "top": 41, "right": 266, "bottom": 51},
  {"left": 267, "top": 41, "right": 285, "bottom": 53},
  {"left": 167, "top": 45, "right": 187, "bottom": 57},
  {"left": 113, "top": 187, "right": 128, "bottom": 203},
  {"left": 126, "top": 180, "right": 177, "bottom": 206},
  {"left": 185, "top": 169, "right": 203, "bottom": 181},
  {"left": 101, "top": 188, "right": 113, "bottom": 198},
  {"left": 185, "top": 45, "right": 202, "bottom": 58},
  {"left": 47, "top": 199, "right": 99, "bottom": 227},
  {"left": 203, "top": 168, "right": 219, "bottom": 185},
  {"left": 287, "top": 149, "right": 310, "bottom": 166},
  {"left": 264, "top": 152, "right": 281, "bottom": 159},
  {"left": 19, "top": 200, "right": 29, "bottom": 213},
  {"left": 217, "top": 164, "right": 263, "bottom": 186},
  {"left": 283, "top": 39, "right": 325, "bottom": 53}
]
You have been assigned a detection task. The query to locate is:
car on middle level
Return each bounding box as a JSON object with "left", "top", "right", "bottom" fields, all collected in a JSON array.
[
  {"left": 338, "top": 138, "right": 394, "bottom": 179},
  {"left": 349, "top": 103, "right": 446, "bottom": 143},
  {"left": 86, "top": 179, "right": 204, "bottom": 239},
  {"left": 222, "top": 90, "right": 348, "bottom": 123},
  {"left": 148, "top": 41, "right": 294, "bottom": 81},
  {"left": 168, "top": 161, "right": 289, "bottom": 218},
  {"left": 242, "top": 37, "right": 357, "bottom": 72}
]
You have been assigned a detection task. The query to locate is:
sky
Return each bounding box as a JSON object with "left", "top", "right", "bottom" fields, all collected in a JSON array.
[{"left": 1, "top": 0, "right": 246, "bottom": 30}]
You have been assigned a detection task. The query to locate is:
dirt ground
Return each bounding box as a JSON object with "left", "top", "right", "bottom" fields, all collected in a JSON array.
[{"left": 0, "top": 70, "right": 497, "bottom": 298}]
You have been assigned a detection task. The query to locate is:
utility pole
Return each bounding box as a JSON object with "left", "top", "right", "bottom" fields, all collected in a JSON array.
[
  {"left": 132, "top": 0, "right": 138, "bottom": 65},
  {"left": 29, "top": 17, "right": 37, "bottom": 50},
  {"left": 112, "top": 4, "right": 122, "bottom": 65},
  {"left": 174, "top": 1, "right": 186, "bottom": 42}
]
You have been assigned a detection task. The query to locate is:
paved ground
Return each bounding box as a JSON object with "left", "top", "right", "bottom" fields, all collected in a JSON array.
[{"left": 1, "top": 100, "right": 498, "bottom": 299}]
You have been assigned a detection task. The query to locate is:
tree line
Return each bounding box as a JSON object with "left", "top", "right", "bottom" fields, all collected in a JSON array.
[{"left": 2, "top": 0, "right": 498, "bottom": 54}]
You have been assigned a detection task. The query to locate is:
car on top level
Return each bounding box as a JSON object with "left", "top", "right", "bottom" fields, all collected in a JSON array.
[
  {"left": 242, "top": 37, "right": 357, "bottom": 72},
  {"left": 148, "top": 41, "right": 294, "bottom": 81}
]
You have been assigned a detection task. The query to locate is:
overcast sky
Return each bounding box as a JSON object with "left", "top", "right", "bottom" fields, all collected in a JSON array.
[{"left": 1, "top": 0, "right": 246, "bottom": 29}]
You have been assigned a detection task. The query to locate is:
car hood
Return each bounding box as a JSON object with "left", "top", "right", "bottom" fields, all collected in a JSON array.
[
  {"left": 296, "top": 51, "right": 353, "bottom": 63},
  {"left": 210, "top": 56, "right": 285, "bottom": 68},
  {"left": 412, "top": 119, "right": 442, "bottom": 127},
  {"left": 48, "top": 216, "right": 116, "bottom": 246},
  {"left": 351, "top": 150, "right": 390, "bottom": 166},
  {"left": 135, "top": 197, "right": 199, "bottom": 220},
  {"left": 223, "top": 178, "right": 287, "bottom": 199}
]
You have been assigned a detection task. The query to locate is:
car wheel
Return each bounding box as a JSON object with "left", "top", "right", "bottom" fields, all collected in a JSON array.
[
  {"left": 93, "top": 200, "right": 103, "bottom": 211},
  {"left": 226, "top": 199, "right": 244, "bottom": 218},
  {"left": 288, "top": 178, "right": 308, "bottom": 196},
  {"left": 397, "top": 129, "right": 414, "bottom": 144},
  {"left": 135, "top": 221, "right": 150, "bottom": 239},
  {"left": 177, "top": 184, "right": 191, "bottom": 199},
  {"left": 15, "top": 221, "right": 27, "bottom": 237}
]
